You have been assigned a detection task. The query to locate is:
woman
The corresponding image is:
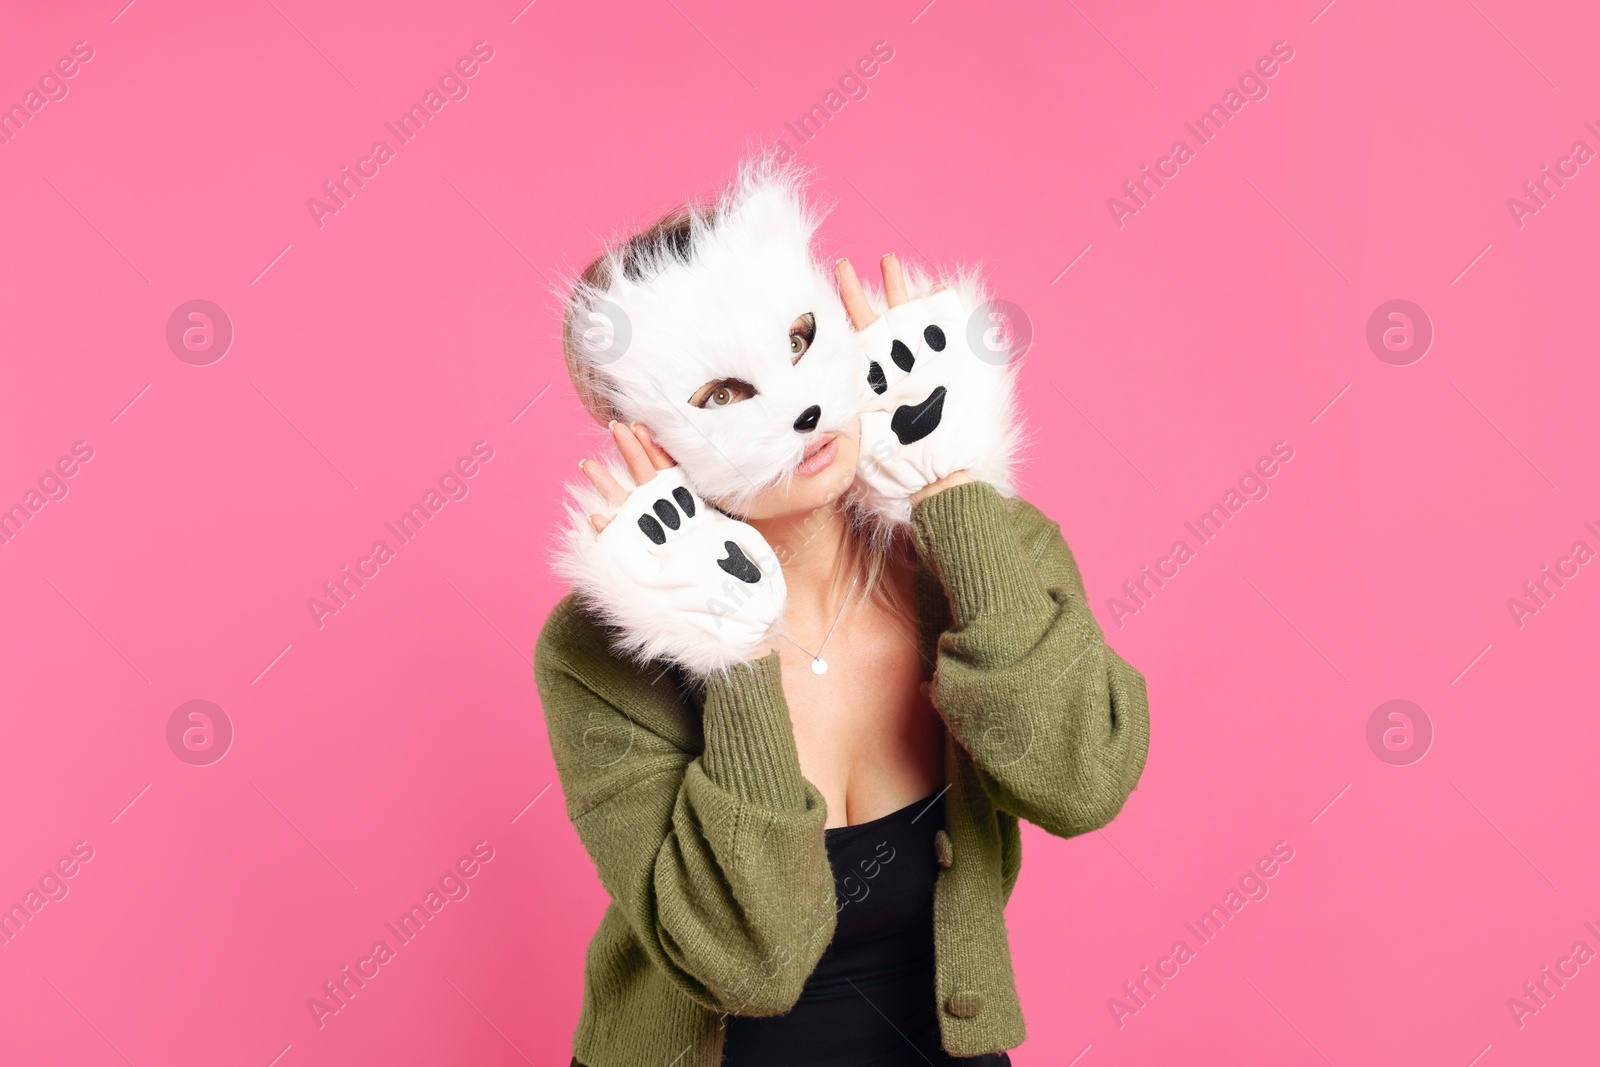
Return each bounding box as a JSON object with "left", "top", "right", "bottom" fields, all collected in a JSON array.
[{"left": 535, "top": 162, "right": 1149, "bottom": 1067}]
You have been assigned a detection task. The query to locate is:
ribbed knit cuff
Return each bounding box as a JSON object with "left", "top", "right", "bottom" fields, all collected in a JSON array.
[
  {"left": 698, "top": 652, "right": 808, "bottom": 811},
  {"left": 911, "top": 481, "right": 1054, "bottom": 626}
]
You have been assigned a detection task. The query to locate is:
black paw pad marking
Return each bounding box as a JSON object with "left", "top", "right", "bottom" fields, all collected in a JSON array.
[
  {"left": 717, "top": 541, "right": 762, "bottom": 584},
  {"left": 890, "top": 386, "right": 946, "bottom": 445},
  {"left": 924, "top": 325, "right": 946, "bottom": 351},
  {"left": 867, "top": 360, "right": 887, "bottom": 395},
  {"left": 639, "top": 490, "right": 699, "bottom": 542},
  {"left": 890, "top": 339, "right": 915, "bottom": 373}
]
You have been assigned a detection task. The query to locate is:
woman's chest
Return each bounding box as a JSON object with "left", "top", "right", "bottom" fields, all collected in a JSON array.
[{"left": 777, "top": 622, "right": 946, "bottom": 828}]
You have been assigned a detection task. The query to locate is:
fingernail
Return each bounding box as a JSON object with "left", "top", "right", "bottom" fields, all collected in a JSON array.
[{"left": 578, "top": 458, "right": 588, "bottom": 471}]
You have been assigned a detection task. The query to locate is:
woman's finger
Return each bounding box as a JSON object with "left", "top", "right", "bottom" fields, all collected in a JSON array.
[
  {"left": 836, "top": 258, "right": 878, "bottom": 331},
  {"left": 579, "top": 457, "right": 629, "bottom": 506},
  {"left": 589, "top": 513, "right": 611, "bottom": 534},
  {"left": 882, "top": 253, "right": 909, "bottom": 308},
  {"left": 632, "top": 423, "right": 677, "bottom": 470},
  {"left": 611, "top": 421, "right": 657, "bottom": 487}
]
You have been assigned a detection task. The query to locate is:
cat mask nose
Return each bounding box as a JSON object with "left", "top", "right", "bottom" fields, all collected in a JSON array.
[{"left": 793, "top": 405, "right": 821, "bottom": 433}]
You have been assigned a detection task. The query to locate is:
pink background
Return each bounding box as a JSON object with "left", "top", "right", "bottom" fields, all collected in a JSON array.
[{"left": 2, "top": 0, "right": 1596, "bottom": 1063}]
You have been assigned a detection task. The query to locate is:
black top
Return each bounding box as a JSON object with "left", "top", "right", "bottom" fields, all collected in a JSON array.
[{"left": 717, "top": 789, "right": 1012, "bottom": 1067}]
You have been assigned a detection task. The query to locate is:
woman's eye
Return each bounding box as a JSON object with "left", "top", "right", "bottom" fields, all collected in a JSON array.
[
  {"left": 789, "top": 312, "right": 815, "bottom": 362},
  {"left": 689, "top": 378, "right": 756, "bottom": 409}
]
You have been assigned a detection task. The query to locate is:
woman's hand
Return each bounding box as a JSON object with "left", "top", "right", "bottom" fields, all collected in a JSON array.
[
  {"left": 579, "top": 420, "right": 677, "bottom": 533},
  {"left": 835, "top": 254, "right": 981, "bottom": 513},
  {"left": 835, "top": 253, "right": 916, "bottom": 330},
  {"left": 571, "top": 419, "right": 780, "bottom": 666},
  {"left": 910, "top": 469, "right": 975, "bottom": 503}
]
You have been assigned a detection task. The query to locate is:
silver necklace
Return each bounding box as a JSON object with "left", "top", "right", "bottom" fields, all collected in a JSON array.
[{"left": 779, "top": 575, "right": 859, "bottom": 675}]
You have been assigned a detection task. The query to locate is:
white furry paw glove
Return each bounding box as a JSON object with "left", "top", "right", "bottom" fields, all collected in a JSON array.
[
  {"left": 855, "top": 287, "right": 1020, "bottom": 522},
  {"left": 560, "top": 467, "right": 787, "bottom": 676}
]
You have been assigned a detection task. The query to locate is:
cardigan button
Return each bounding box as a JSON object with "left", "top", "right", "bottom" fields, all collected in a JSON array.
[
  {"left": 945, "top": 991, "right": 984, "bottom": 1018},
  {"left": 933, "top": 830, "right": 953, "bottom": 868}
]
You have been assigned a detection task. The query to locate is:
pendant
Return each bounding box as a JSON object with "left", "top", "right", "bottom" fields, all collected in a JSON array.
[{"left": 811, "top": 658, "right": 828, "bottom": 675}]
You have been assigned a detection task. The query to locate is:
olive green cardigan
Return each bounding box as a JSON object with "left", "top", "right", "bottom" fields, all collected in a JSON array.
[{"left": 534, "top": 482, "right": 1150, "bottom": 1066}]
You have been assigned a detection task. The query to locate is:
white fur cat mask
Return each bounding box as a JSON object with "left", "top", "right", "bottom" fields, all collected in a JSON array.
[{"left": 564, "top": 163, "right": 864, "bottom": 512}]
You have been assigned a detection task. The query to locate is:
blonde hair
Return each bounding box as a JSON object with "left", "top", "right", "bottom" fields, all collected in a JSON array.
[{"left": 560, "top": 206, "right": 916, "bottom": 618}]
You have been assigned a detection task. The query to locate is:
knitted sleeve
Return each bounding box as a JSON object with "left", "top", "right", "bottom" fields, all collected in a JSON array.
[
  {"left": 910, "top": 481, "right": 1150, "bottom": 838},
  {"left": 534, "top": 627, "right": 837, "bottom": 1016}
]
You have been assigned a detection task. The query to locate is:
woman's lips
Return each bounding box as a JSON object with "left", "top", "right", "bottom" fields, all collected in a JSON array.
[{"left": 795, "top": 434, "right": 839, "bottom": 477}]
